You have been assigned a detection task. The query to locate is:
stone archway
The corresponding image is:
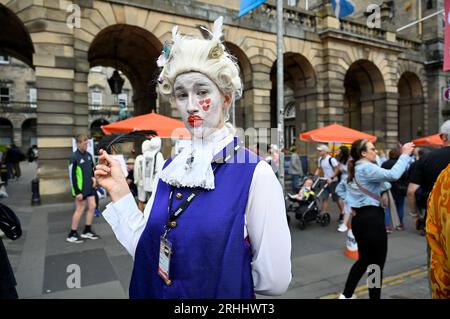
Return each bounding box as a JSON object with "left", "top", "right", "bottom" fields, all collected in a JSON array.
[
  {"left": 88, "top": 24, "right": 162, "bottom": 116},
  {"left": 344, "top": 60, "right": 386, "bottom": 135},
  {"left": 270, "top": 52, "right": 317, "bottom": 153},
  {"left": 0, "top": 118, "right": 13, "bottom": 145},
  {"left": 0, "top": 4, "right": 34, "bottom": 68},
  {"left": 398, "top": 72, "right": 425, "bottom": 143},
  {"left": 224, "top": 42, "right": 253, "bottom": 130},
  {"left": 22, "top": 118, "right": 37, "bottom": 152}
]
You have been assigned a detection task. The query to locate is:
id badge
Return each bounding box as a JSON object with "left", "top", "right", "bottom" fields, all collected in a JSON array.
[{"left": 158, "top": 236, "right": 173, "bottom": 285}]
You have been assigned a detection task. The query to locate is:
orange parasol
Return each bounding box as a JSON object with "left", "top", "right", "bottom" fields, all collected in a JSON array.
[
  {"left": 412, "top": 134, "right": 443, "bottom": 147},
  {"left": 299, "top": 124, "right": 377, "bottom": 144},
  {"left": 101, "top": 112, "right": 191, "bottom": 138}
]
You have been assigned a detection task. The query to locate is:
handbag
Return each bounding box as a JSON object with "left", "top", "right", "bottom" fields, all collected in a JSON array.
[{"left": 0, "top": 203, "right": 22, "bottom": 240}]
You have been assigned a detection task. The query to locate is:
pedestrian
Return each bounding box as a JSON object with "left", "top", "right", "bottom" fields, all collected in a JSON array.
[
  {"left": 66, "top": 134, "right": 99, "bottom": 243},
  {"left": 336, "top": 146, "right": 350, "bottom": 232},
  {"left": 407, "top": 120, "right": 450, "bottom": 286},
  {"left": 381, "top": 149, "right": 409, "bottom": 232},
  {"left": 95, "top": 17, "right": 291, "bottom": 299},
  {"left": 339, "top": 138, "right": 414, "bottom": 299},
  {"left": 5, "top": 144, "right": 25, "bottom": 180},
  {"left": 426, "top": 163, "right": 450, "bottom": 298},
  {"left": 288, "top": 144, "right": 304, "bottom": 193},
  {"left": 406, "top": 147, "right": 429, "bottom": 236},
  {"left": 314, "top": 144, "right": 341, "bottom": 221}
]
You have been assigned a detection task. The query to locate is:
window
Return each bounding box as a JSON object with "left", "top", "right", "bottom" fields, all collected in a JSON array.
[
  {"left": 284, "top": 102, "right": 296, "bottom": 119},
  {"left": 91, "top": 90, "right": 103, "bottom": 109},
  {"left": 0, "top": 87, "right": 10, "bottom": 103},
  {"left": 0, "top": 55, "right": 10, "bottom": 64},
  {"left": 28, "top": 87, "right": 37, "bottom": 108},
  {"left": 287, "top": 0, "right": 297, "bottom": 7},
  {"left": 426, "top": 0, "right": 434, "bottom": 10}
]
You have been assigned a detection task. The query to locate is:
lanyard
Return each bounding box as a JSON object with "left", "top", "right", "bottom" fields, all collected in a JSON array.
[{"left": 162, "top": 139, "right": 242, "bottom": 238}]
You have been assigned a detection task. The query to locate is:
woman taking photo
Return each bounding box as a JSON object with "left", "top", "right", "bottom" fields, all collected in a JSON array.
[
  {"left": 94, "top": 17, "right": 291, "bottom": 299},
  {"left": 339, "top": 139, "right": 414, "bottom": 299}
]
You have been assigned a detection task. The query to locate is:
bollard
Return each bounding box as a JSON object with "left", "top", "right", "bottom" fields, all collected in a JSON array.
[{"left": 31, "top": 177, "right": 41, "bottom": 205}]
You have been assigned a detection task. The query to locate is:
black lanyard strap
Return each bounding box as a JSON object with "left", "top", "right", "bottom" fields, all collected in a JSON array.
[{"left": 163, "top": 138, "right": 243, "bottom": 235}]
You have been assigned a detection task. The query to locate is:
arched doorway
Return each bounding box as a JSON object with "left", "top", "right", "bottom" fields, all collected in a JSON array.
[
  {"left": 398, "top": 72, "right": 424, "bottom": 143},
  {"left": 0, "top": 118, "right": 13, "bottom": 145},
  {"left": 88, "top": 24, "right": 162, "bottom": 116},
  {"left": 224, "top": 42, "right": 253, "bottom": 130},
  {"left": 344, "top": 60, "right": 386, "bottom": 135},
  {"left": 0, "top": 4, "right": 34, "bottom": 68},
  {"left": 22, "top": 118, "right": 37, "bottom": 152},
  {"left": 270, "top": 53, "right": 317, "bottom": 153}
]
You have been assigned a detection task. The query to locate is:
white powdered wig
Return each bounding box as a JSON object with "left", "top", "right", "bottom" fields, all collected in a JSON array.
[{"left": 156, "top": 16, "right": 242, "bottom": 101}]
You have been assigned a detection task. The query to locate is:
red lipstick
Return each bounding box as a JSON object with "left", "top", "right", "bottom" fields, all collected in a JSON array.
[{"left": 188, "top": 116, "right": 203, "bottom": 127}]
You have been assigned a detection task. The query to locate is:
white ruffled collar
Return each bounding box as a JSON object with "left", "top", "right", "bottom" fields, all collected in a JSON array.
[{"left": 160, "top": 125, "right": 234, "bottom": 190}]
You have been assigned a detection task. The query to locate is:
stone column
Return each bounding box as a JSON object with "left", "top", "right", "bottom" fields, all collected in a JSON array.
[
  {"left": 33, "top": 29, "right": 76, "bottom": 201},
  {"left": 13, "top": 127, "right": 22, "bottom": 147},
  {"left": 251, "top": 64, "right": 271, "bottom": 130}
]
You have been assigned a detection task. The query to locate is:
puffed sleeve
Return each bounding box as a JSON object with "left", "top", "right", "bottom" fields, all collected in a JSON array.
[{"left": 245, "top": 160, "right": 292, "bottom": 295}]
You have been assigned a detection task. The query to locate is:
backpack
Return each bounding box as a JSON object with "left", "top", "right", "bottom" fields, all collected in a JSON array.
[{"left": 0, "top": 203, "right": 22, "bottom": 240}]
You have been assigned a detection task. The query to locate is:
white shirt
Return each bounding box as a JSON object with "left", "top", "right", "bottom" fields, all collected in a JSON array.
[
  {"left": 102, "top": 134, "right": 292, "bottom": 296},
  {"left": 318, "top": 155, "right": 338, "bottom": 181}
]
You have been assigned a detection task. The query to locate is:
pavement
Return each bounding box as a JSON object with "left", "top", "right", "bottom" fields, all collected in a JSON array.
[{"left": 1, "top": 162, "right": 431, "bottom": 299}]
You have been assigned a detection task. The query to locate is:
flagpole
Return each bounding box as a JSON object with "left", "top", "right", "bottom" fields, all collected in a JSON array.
[{"left": 277, "top": 0, "right": 285, "bottom": 187}]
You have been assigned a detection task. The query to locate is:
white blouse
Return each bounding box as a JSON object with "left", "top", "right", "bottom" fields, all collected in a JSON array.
[{"left": 102, "top": 135, "right": 292, "bottom": 296}]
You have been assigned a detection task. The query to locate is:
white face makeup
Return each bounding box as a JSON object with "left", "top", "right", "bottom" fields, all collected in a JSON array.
[{"left": 173, "top": 72, "right": 228, "bottom": 138}]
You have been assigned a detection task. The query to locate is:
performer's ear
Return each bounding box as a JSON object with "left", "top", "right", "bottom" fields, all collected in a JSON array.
[{"left": 222, "top": 95, "right": 232, "bottom": 109}]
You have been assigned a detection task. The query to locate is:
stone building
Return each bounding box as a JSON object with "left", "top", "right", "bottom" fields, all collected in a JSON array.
[
  {"left": 0, "top": 56, "right": 134, "bottom": 148},
  {"left": 0, "top": 0, "right": 448, "bottom": 201}
]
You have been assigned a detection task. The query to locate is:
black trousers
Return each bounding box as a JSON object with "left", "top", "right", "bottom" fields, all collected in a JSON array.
[{"left": 343, "top": 205, "right": 387, "bottom": 299}]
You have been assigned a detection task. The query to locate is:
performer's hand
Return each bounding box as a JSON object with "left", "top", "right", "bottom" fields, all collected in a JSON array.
[
  {"left": 75, "top": 194, "right": 83, "bottom": 201},
  {"left": 95, "top": 149, "right": 130, "bottom": 202}
]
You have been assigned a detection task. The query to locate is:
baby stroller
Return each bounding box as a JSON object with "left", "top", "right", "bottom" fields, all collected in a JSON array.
[{"left": 286, "top": 176, "right": 331, "bottom": 230}]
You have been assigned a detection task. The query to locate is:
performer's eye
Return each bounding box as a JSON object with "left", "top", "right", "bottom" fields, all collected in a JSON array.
[
  {"left": 175, "top": 92, "right": 188, "bottom": 99},
  {"left": 199, "top": 90, "right": 208, "bottom": 96}
]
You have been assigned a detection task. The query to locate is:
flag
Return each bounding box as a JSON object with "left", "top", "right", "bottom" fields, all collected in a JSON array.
[
  {"left": 444, "top": 0, "right": 450, "bottom": 71},
  {"left": 239, "top": 0, "right": 268, "bottom": 17},
  {"left": 331, "top": 0, "right": 355, "bottom": 19}
]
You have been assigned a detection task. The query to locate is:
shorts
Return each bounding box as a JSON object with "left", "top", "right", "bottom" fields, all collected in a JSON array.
[
  {"left": 82, "top": 189, "right": 96, "bottom": 200},
  {"left": 320, "top": 181, "right": 340, "bottom": 202}
]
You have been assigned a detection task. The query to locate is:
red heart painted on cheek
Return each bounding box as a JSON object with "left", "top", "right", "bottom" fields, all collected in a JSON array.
[
  {"left": 202, "top": 105, "right": 210, "bottom": 111},
  {"left": 205, "top": 98, "right": 211, "bottom": 104},
  {"left": 199, "top": 100, "right": 204, "bottom": 105}
]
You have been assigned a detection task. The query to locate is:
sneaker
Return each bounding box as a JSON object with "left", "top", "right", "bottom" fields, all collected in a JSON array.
[
  {"left": 386, "top": 226, "right": 393, "bottom": 234},
  {"left": 395, "top": 224, "right": 404, "bottom": 231},
  {"left": 66, "top": 232, "right": 84, "bottom": 244},
  {"left": 337, "top": 224, "right": 348, "bottom": 232},
  {"left": 339, "top": 293, "right": 357, "bottom": 299},
  {"left": 81, "top": 231, "right": 99, "bottom": 240}
]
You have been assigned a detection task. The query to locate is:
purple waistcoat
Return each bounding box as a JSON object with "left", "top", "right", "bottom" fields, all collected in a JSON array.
[{"left": 129, "top": 139, "right": 261, "bottom": 299}]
